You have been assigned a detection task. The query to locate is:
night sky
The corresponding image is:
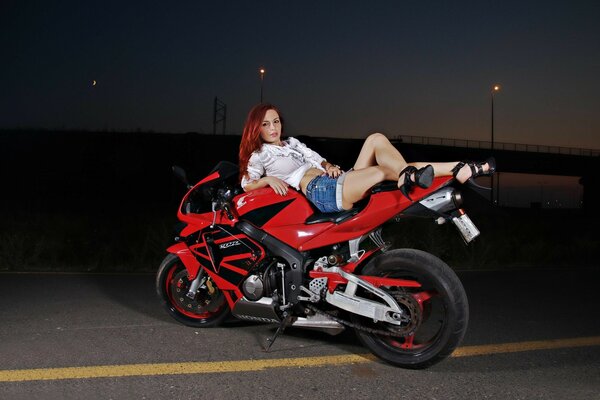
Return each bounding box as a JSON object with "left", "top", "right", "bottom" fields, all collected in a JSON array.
[{"left": 2, "top": 1, "right": 599, "bottom": 149}]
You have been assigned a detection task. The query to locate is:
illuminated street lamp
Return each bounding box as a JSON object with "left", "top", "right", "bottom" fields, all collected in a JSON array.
[
  {"left": 259, "top": 67, "right": 266, "bottom": 103},
  {"left": 491, "top": 84, "right": 500, "bottom": 151},
  {"left": 491, "top": 84, "right": 501, "bottom": 205}
]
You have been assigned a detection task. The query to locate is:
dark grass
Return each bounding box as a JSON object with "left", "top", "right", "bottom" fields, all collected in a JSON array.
[
  {"left": 1, "top": 205, "right": 598, "bottom": 273},
  {"left": 1, "top": 130, "right": 597, "bottom": 272},
  {"left": 0, "top": 210, "right": 175, "bottom": 272},
  {"left": 387, "top": 207, "right": 600, "bottom": 270}
]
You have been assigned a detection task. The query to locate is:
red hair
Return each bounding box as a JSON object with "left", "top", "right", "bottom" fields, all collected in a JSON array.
[{"left": 238, "top": 103, "right": 283, "bottom": 181}]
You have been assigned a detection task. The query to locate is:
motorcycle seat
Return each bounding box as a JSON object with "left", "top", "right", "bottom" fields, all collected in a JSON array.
[
  {"left": 305, "top": 208, "right": 360, "bottom": 225},
  {"left": 304, "top": 182, "right": 397, "bottom": 225},
  {"left": 371, "top": 181, "right": 398, "bottom": 193}
]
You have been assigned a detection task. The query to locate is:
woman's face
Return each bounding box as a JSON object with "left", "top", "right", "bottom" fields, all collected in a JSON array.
[{"left": 260, "top": 109, "right": 282, "bottom": 145}]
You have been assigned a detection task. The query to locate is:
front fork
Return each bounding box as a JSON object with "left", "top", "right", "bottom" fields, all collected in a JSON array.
[
  {"left": 167, "top": 242, "right": 237, "bottom": 309},
  {"left": 186, "top": 273, "right": 207, "bottom": 299}
]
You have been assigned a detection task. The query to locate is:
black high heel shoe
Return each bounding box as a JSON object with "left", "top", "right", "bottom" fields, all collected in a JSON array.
[
  {"left": 452, "top": 157, "right": 496, "bottom": 190},
  {"left": 398, "top": 164, "right": 434, "bottom": 201}
]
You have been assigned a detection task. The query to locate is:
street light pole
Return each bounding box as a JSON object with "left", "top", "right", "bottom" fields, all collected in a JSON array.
[
  {"left": 259, "top": 67, "right": 266, "bottom": 103},
  {"left": 491, "top": 84, "right": 500, "bottom": 205}
]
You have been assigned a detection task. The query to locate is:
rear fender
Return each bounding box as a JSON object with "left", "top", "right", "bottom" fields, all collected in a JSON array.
[{"left": 342, "top": 248, "right": 380, "bottom": 274}]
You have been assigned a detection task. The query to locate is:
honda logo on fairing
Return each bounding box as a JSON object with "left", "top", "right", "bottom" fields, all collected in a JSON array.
[
  {"left": 219, "top": 241, "right": 240, "bottom": 249},
  {"left": 236, "top": 196, "right": 247, "bottom": 209}
]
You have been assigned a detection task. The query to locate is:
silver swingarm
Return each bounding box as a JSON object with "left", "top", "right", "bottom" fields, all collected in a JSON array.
[{"left": 318, "top": 267, "right": 405, "bottom": 325}]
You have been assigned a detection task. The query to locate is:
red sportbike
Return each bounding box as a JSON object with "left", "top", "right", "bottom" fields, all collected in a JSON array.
[{"left": 157, "top": 161, "right": 480, "bottom": 368}]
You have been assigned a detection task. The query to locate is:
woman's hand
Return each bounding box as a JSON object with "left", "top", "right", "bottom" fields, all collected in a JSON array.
[
  {"left": 263, "top": 176, "right": 289, "bottom": 196},
  {"left": 326, "top": 164, "right": 342, "bottom": 178}
]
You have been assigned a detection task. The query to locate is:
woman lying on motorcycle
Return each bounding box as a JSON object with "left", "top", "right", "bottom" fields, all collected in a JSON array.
[{"left": 239, "top": 103, "right": 495, "bottom": 212}]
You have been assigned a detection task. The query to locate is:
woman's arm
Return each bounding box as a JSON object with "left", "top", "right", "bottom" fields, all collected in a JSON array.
[
  {"left": 242, "top": 151, "right": 289, "bottom": 195},
  {"left": 243, "top": 176, "right": 289, "bottom": 195}
]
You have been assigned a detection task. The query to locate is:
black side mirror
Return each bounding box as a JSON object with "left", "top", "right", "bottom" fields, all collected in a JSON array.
[{"left": 172, "top": 166, "right": 191, "bottom": 189}]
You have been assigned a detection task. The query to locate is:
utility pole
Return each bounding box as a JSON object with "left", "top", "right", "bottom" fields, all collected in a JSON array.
[
  {"left": 491, "top": 85, "right": 500, "bottom": 205},
  {"left": 213, "top": 97, "right": 227, "bottom": 135}
]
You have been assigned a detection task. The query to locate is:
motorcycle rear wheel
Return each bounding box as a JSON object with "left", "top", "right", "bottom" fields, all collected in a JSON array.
[
  {"left": 352, "top": 249, "right": 468, "bottom": 369},
  {"left": 156, "top": 254, "right": 230, "bottom": 328}
]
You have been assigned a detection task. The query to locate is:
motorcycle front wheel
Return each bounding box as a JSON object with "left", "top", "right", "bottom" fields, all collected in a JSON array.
[
  {"left": 352, "top": 249, "right": 469, "bottom": 369},
  {"left": 156, "top": 254, "right": 230, "bottom": 327}
]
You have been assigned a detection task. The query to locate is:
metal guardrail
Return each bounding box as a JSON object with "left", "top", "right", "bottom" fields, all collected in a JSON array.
[{"left": 395, "top": 135, "right": 600, "bottom": 157}]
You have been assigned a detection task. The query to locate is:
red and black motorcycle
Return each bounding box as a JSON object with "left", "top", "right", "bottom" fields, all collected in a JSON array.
[{"left": 157, "top": 161, "right": 481, "bottom": 368}]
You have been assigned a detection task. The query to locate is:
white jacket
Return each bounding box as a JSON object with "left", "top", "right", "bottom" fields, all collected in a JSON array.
[{"left": 242, "top": 137, "right": 326, "bottom": 190}]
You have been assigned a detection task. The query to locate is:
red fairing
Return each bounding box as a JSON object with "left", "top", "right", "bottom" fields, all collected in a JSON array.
[
  {"left": 167, "top": 239, "right": 248, "bottom": 305},
  {"left": 299, "top": 177, "right": 452, "bottom": 251},
  {"left": 196, "top": 171, "right": 221, "bottom": 186},
  {"left": 233, "top": 187, "right": 313, "bottom": 224},
  {"left": 176, "top": 170, "right": 237, "bottom": 230},
  {"left": 233, "top": 187, "right": 334, "bottom": 248},
  {"left": 232, "top": 176, "right": 452, "bottom": 250}
]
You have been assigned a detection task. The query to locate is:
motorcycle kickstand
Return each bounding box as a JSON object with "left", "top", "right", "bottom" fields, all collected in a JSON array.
[{"left": 263, "top": 312, "right": 293, "bottom": 352}]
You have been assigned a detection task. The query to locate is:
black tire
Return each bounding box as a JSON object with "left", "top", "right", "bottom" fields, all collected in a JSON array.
[
  {"left": 156, "top": 254, "right": 230, "bottom": 327},
  {"left": 352, "top": 249, "right": 469, "bottom": 369}
]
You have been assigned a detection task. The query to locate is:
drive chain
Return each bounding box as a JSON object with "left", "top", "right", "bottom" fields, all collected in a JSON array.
[{"left": 305, "top": 291, "right": 420, "bottom": 338}]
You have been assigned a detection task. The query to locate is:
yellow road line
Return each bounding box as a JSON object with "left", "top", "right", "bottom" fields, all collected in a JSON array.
[
  {"left": 451, "top": 336, "right": 600, "bottom": 357},
  {"left": 1, "top": 336, "right": 598, "bottom": 383},
  {"left": 0, "top": 354, "right": 375, "bottom": 383}
]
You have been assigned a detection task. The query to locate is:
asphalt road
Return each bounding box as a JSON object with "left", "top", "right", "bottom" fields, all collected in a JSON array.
[{"left": 0, "top": 268, "right": 598, "bottom": 400}]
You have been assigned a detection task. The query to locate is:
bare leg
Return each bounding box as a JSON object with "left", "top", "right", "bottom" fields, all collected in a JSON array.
[
  {"left": 341, "top": 166, "right": 392, "bottom": 209},
  {"left": 351, "top": 133, "right": 451, "bottom": 188},
  {"left": 352, "top": 133, "right": 491, "bottom": 183},
  {"left": 353, "top": 133, "right": 407, "bottom": 175},
  {"left": 340, "top": 133, "right": 492, "bottom": 208}
]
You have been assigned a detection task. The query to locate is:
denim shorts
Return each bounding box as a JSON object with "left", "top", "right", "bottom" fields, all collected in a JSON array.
[{"left": 305, "top": 173, "right": 346, "bottom": 213}]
